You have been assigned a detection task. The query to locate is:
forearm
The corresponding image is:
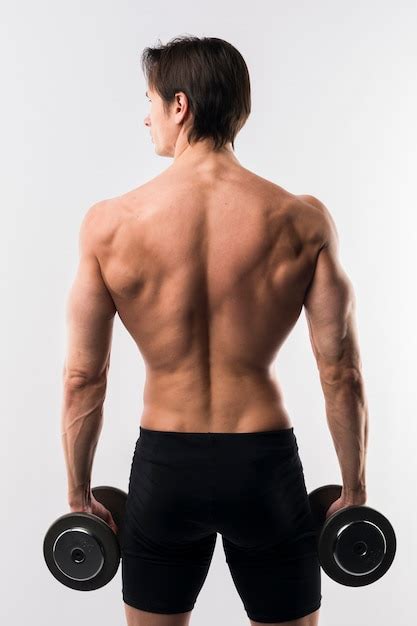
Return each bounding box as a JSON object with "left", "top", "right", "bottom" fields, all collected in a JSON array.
[
  {"left": 61, "top": 377, "right": 107, "bottom": 507},
  {"left": 320, "top": 369, "right": 369, "bottom": 497}
]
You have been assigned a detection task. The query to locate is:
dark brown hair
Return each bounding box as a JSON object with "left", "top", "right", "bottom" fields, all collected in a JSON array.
[{"left": 141, "top": 35, "right": 251, "bottom": 151}]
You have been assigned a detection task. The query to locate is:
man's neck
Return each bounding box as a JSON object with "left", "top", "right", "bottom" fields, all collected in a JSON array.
[{"left": 171, "top": 139, "right": 240, "bottom": 171}]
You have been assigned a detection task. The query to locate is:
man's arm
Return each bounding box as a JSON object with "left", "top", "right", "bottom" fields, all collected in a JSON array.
[
  {"left": 300, "top": 195, "right": 369, "bottom": 499},
  {"left": 61, "top": 202, "right": 116, "bottom": 509}
]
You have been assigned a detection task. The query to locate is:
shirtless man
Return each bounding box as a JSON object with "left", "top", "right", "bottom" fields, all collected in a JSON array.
[{"left": 61, "top": 36, "right": 368, "bottom": 626}]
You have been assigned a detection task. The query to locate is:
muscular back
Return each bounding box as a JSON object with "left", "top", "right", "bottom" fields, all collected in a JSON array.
[{"left": 97, "top": 164, "right": 330, "bottom": 432}]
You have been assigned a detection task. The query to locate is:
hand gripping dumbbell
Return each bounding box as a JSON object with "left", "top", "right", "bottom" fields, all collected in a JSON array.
[
  {"left": 308, "top": 484, "right": 396, "bottom": 587},
  {"left": 43, "top": 486, "right": 127, "bottom": 590}
]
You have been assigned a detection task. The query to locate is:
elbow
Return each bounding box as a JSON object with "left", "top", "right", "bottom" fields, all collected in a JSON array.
[
  {"left": 319, "top": 364, "right": 363, "bottom": 388},
  {"left": 63, "top": 372, "right": 101, "bottom": 389},
  {"left": 63, "top": 375, "right": 91, "bottom": 389}
]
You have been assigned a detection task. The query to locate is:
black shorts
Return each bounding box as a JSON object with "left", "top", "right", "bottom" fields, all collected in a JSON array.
[{"left": 120, "top": 426, "right": 322, "bottom": 623}]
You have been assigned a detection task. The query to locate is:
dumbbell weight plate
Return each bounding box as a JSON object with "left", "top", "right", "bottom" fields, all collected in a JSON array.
[
  {"left": 43, "top": 486, "right": 127, "bottom": 591},
  {"left": 319, "top": 504, "right": 396, "bottom": 587},
  {"left": 43, "top": 511, "right": 120, "bottom": 591}
]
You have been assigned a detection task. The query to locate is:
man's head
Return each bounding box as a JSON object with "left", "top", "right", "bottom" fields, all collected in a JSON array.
[{"left": 141, "top": 35, "right": 251, "bottom": 158}]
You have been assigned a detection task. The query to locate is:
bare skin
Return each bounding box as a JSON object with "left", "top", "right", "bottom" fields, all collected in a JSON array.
[{"left": 98, "top": 166, "right": 327, "bottom": 435}]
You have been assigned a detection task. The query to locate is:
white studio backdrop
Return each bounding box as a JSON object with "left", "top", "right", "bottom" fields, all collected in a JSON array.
[{"left": 1, "top": 1, "right": 415, "bottom": 624}]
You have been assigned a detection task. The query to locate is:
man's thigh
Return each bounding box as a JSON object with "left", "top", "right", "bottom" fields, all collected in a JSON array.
[
  {"left": 119, "top": 428, "right": 218, "bottom": 615},
  {"left": 223, "top": 530, "right": 322, "bottom": 623},
  {"left": 218, "top": 429, "right": 322, "bottom": 623}
]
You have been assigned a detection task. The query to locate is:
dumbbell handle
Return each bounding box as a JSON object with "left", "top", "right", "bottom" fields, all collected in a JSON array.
[
  {"left": 309, "top": 484, "right": 343, "bottom": 532},
  {"left": 309, "top": 484, "right": 369, "bottom": 532}
]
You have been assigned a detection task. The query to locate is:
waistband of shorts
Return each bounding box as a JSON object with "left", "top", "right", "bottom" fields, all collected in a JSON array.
[{"left": 139, "top": 425, "right": 295, "bottom": 439}]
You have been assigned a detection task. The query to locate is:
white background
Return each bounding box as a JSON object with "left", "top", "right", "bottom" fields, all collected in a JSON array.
[{"left": 1, "top": 1, "right": 415, "bottom": 624}]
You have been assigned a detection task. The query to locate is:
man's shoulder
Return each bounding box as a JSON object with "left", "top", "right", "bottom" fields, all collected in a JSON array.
[
  {"left": 296, "top": 193, "right": 327, "bottom": 213},
  {"left": 295, "top": 194, "right": 338, "bottom": 248},
  {"left": 80, "top": 197, "right": 122, "bottom": 254},
  {"left": 296, "top": 194, "right": 334, "bottom": 224}
]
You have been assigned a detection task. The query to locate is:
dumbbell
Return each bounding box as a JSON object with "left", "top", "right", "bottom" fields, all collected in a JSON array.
[
  {"left": 43, "top": 486, "right": 127, "bottom": 590},
  {"left": 308, "top": 484, "right": 396, "bottom": 587}
]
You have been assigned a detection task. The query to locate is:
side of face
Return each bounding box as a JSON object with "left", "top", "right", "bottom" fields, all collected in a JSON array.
[{"left": 144, "top": 86, "right": 190, "bottom": 158}]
